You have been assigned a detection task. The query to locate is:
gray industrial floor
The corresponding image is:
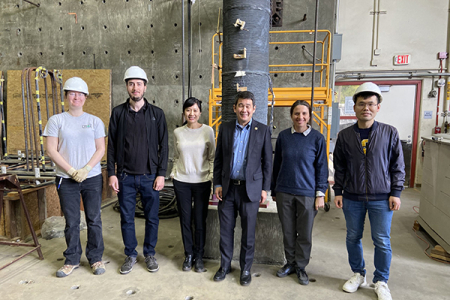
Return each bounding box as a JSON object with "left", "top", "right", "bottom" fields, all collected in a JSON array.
[{"left": 1, "top": 188, "right": 449, "bottom": 300}]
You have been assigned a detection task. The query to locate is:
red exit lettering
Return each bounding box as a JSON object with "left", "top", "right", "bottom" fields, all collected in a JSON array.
[{"left": 394, "top": 54, "right": 410, "bottom": 65}]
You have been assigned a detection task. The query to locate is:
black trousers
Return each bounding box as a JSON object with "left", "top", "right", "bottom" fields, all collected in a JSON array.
[
  {"left": 276, "top": 192, "right": 317, "bottom": 269},
  {"left": 218, "top": 183, "right": 260, "bottom": 272},
  {"left": 173, "top": 179, "right": 211, "bottom": 257},
  {"left": 57, "top": 174, "right": 104, "bottom": 265}
]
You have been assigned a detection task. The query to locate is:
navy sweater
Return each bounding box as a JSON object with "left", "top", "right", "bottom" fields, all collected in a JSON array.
[{"left": 271, "top": 127, "right": 328, "bottom": 197}]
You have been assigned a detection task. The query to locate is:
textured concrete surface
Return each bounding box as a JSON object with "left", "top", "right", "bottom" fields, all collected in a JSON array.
[
  {"left": 1, "top": 188, "right": 449, "bottom": 300},
  {"left": 0, "top": 0, "right": 335, "bottom": 158}
]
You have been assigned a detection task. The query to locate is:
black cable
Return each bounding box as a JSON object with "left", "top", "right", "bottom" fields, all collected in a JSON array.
[{"left": 113, "top": 186, "right": 178, "bottom": 219}]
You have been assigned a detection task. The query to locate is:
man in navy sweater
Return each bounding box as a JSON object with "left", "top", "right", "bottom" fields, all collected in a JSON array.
[{"left": 333, "top": 82, "right": 405, "bottom": 300}]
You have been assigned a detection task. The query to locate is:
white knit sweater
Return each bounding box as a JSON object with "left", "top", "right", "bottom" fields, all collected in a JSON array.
[{"left": 170, "top": 124, "right": 215, "bottom": 183}]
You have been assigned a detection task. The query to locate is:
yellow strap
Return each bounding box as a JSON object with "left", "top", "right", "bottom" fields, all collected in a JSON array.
[
  {"left": 61, "top": 101, "right": 64, "bottom": 105},
  {"left": 4, "top": 153, "right": 7, "bottom": 156},
  {"left": 38, "top": 120, "right": 42, "bottom": 124},
  {"left": 2, "top": 120, "right": 5, "bottom": 124},
  {"left": 36, "top": 90, "right": 40, "bottom": 95},
  {"left": 0, "top": 101, "right": 3, "bottom": 105},
  {"left": 36, "top": 99, "right": 40, "bottom": 102},
  {"left": 2, "top": 137, "right": 6, "bottom": 141}
]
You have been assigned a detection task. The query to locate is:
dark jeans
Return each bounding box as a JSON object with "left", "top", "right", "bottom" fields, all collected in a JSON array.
[
  {"left": 118, "top": 172, "right": 160, "bottom": 257},
  {"left": 276, "top": 192, "right": 317, "bottom": 269},
  {"left": 173, "top": 179, "right": 211, "bottom": 258},
  {"left": 57, "top": 174, "right": 104, "bottom": 265},
  {"left": 218, "top": 183, "right": 259, "bottom": 272}
]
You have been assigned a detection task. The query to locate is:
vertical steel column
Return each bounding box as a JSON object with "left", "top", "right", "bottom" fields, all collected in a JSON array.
[
  {"left": 0, "top": 73, "right": 6, "bottom": 158},
  {"left": 222, "top": 0, "right": 270, "bottom": 124},
  {"left": 181, "top": 0, "right": 186, "bottom": 102},
  {"left": 310, "top": 0, "right": 320, "bottom": 113},
  {"left": 34, "top": 67, "right": 47, "bottom": 171},
  {"left": 187, "top": 0, "right": 192, "bottom": 98}
]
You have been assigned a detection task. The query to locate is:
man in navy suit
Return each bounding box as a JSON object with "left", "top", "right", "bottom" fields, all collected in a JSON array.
[{"left": 213, "top": 91, "right": 273, "bottom": 286}]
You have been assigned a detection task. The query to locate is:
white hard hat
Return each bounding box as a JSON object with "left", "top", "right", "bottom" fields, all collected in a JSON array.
[
  {"left": 353, "top": 82, "right": 383, "bottom": 103},
  {"left": 124, "top": 66, "right": 148, "bottom": 83},
  {"left": 63, "top": 77, "right": 89, "bottom": 95}
]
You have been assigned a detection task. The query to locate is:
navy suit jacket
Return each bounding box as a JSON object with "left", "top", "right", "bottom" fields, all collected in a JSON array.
[{"left": 213, "top": 119, "right": 273, "bottom": 202}]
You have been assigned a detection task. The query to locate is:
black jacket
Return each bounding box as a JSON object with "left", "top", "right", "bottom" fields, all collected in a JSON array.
[
  {"left": 213, "top": 119, "right": 273, "bottom": 202},
  {"left": 107, "top": 98, "right": 168, "bottom": 177},
  {"left": 333, "top": 121, "right": 405, "bottom": 201}
]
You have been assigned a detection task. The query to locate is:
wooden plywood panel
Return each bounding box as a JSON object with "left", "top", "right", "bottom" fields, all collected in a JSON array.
[
  {"left": 0, "top": 202, "right": 5, "bottom": 236},
  {"left": 6, "top": 69, "right": 111, "bottom": 160},
  {"left": 45, "top": 184, "right": 62, "bottom": 218}
]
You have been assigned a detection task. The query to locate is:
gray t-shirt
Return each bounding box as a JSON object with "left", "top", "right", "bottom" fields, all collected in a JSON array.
[{"left": 43, "top": 112, "right": 106, "bottom": 178}]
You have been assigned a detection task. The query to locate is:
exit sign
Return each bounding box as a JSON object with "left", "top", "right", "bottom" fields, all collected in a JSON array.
[{"left": 394, "top": 54, "right": 411, "bottom": 65}]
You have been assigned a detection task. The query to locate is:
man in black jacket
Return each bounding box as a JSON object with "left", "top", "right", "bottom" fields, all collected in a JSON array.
[
  {"left": 212, "top": 91, "right": 272, "bottom": 286},
  {"left": 333, "top": 82, "right": 405, "bottom": 300},
  {"left": 107, "top": 66, "right": 168, "bottom": 275}
]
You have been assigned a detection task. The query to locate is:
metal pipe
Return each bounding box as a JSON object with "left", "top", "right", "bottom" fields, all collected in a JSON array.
[
  {"left": 6, "top": 170, "right": 56, "bottom": 176},
  {"left": 34, "top": 67, "right": 46, "bottom": 171},
  {"left": 446, "top": 3, "right": 450, "bottom": 118},
  {"left": 181, "top": 0, "right": 186, "bottom": 102},
  {"left": 370, "top": 0, "right": 378, "bottom": 66},
  {"left": 336, "top": 72, "right": 450, "bottom": 79},
  {"left": 27, "top": 68, "right": 39, "bottom": 169},
  {"left": 21, "top": 69, "right": 29, "bottom": 170},
  {"left": 57, "top": 70, "right": 65, "bottom": 112},
  {"left": 25, "top": 68, "right": 35, "bottom": 170},
  {"left": 330, "top": 0, "right": 341, "bottom": 105},
  {"left": 44, "top": 75, "right": 50, "bottom": 123},
  {"left": 0, "top": 73, "right": 7, "bottom": 158},
  {"left": 50, "top": 71, "right": 58, "bottom": 114},
  {"left": 335, "top": 0, "right": 340, "bottom": 34},
  {"left": 310, "top": 0, "right": 320, "bottom": 119},
  {"left": 338, "top": 69, "right": 444, "bottom": 74},
  {"left": 187, "top": 0, "right": 192, "bottom": 97}
]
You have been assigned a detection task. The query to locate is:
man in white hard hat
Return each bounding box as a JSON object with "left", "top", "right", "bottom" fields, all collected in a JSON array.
[
  {"left": 333, "top": 82, "right": 405, "bottom": 300},
  {"left": 107, "top": 66, "right": 168, "bottom": 274}
]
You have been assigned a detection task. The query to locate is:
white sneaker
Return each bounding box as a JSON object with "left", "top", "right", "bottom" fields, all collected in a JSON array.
[
  {"left": 374, "top": 281, "right": 392, "bottom": 300},
  {"left": 342, "top": 272, "right": 366, "bottom": 293}
]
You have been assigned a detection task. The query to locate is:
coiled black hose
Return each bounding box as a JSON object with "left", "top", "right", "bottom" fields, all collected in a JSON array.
[{"left": 113, "top": 186, "right": 178, "bottom": 219}]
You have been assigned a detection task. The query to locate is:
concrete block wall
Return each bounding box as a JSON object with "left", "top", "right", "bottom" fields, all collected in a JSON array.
[{"left": 0, "top": 0, "right": 335, "bottom": 161}]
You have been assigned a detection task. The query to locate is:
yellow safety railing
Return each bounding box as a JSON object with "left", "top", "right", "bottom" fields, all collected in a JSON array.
[{"left": 209, "top": 30, "right": 333, "bottom": 208}]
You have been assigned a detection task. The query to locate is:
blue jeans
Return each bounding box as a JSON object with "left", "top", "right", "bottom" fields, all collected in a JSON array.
[
  {"left": 342, "top": 198, "right": 393, "bottom": 283},
  {"left": 57, "top": 174, "right": 104, "bottom": 265},
  {"left": 118, "top": 172, "right": 159, "bottom": 257}
]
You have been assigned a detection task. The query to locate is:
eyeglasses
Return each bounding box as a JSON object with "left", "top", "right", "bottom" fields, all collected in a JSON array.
[
  {"left": 67, "top": 92, "right": 85, "bottom": 97},
  {"left": 356, "top": 102, "right": 378, "bottom": 108}
]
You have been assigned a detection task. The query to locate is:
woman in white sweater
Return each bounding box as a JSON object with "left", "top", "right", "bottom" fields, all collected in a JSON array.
[{"left": 170, "top": 97, "right": 215, "bottom": 272}]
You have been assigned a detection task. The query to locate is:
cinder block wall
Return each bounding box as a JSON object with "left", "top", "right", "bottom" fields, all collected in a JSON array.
[{"left": 0, "top": 0, "right": 335, "bottom": 159}]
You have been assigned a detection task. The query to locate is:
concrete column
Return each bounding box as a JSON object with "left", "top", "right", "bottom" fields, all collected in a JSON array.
[{"left": 222, "top": 0, "right": 270, "bottom": 124}]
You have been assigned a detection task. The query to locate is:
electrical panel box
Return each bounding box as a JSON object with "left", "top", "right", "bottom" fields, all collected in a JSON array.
[
  {"left": 438, "top": 52, "right": 448, "bottom": 59},
  {"left": 332, "top": 34, "right": 342, "bottom": 62},
  {"left": 330, "top": 102, "right": 340, "bottom": 139}
]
